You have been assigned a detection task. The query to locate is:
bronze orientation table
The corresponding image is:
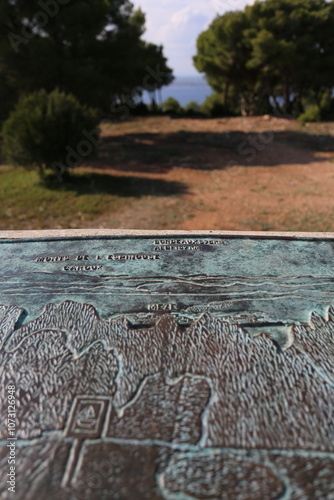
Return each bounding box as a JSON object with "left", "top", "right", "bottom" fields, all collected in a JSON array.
[{"left": 0, "top": 230, "right": 333, "bottom": 499}]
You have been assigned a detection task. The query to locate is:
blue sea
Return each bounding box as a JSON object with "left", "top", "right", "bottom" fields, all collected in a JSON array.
[{"left": 144, "top": 75, "right": 213, "bottom": 107}]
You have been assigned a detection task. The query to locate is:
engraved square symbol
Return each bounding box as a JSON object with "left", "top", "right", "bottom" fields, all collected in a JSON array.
[{"left": 65, "top": 397, "right": 109, "bottom": 439}]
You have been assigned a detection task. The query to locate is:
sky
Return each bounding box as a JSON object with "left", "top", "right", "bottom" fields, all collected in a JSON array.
[{"left": 134, "top": 0, "right": 254, "bottom": 77}]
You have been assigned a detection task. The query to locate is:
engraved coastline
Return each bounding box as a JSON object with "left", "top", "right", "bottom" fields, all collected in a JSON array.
[
  {"left": 1, "top": 273, "right": 334, "bottom": 326},
  {"left": 0, "top": 300, "right": 334, "bottom": 499}
]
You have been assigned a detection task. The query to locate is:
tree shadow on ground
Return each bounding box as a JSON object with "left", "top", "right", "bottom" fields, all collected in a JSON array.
[
  {"left": 43, "top": 171, "right": 188, "bottom": 196},
  {"left": 93, "top": 130, "right": 334, "bottom": 174}
]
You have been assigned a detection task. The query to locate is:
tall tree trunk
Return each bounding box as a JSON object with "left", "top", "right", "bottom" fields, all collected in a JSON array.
[
  {"left": 294, "top": 93, "right": 304, "bottom": 115},
  {"left": 223, "top": 82, "right": 229, "bottom": 110},
  {"left": 240, "top": 95, "right": 248, "bottom": 116},
  {"left": 158, "top": 88, "right": 163, "bottom": 109},
  {"left": 38, "top": 164, "right": 45, "bottom": 180},
  {"left": 150, "top": 91, "right": 157, "bottom": 112},
  {"left": 272, "top": 95, "right": 282, "bottom": 113},
  {"left": 284, "top": 80, "right": 292, "bottom": 115}
]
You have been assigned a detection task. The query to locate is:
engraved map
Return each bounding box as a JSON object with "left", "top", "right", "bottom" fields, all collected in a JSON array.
[{"left": 0, "top": 235, "right": 333, "bottom": 499}]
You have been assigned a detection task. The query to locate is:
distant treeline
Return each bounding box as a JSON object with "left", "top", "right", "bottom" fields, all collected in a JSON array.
[
  {"left": 193, "top": 0, "right": 334, "bottom": 121},
  {"left": 126, "top": 95, "right": 236, "bottom": 119}
]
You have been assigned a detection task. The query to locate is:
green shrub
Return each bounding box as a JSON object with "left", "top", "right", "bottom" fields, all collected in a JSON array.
[
  {"left": 201, "top": 93, "right": 224, "bottom": 117},
  {"left": 163, "top": 97, "right": 183, "bottom": 115},
  {"left": 319, "top": 90, "right": 334, "bottom": 120},
  {"left": 298, "top": 104, "right": 321, "bottom": 125},
  {"left": 185, "top": 101, "right": 201, "bottom": 115},
  {"left": 132, "top": 102, "right": 150, "bottom": 116},
  {"left": 2, "top": 89, "right": 99, "bottom": 179}
]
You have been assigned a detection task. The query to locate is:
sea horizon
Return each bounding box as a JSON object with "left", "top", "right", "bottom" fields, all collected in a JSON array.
[{"left": 144, "top": 74, "right": 213, "bottom": 107}]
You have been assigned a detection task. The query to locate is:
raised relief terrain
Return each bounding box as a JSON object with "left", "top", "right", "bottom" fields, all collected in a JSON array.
[{"left": 0, "top": 300, "right": 334, "bottom": 499}]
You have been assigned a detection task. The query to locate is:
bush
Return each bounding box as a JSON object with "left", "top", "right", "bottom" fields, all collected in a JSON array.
[
  {"left": 319, "top": 90, "right": 334, "bottom": 120},
  {"left": 2, "top": 89, "right": 99, "bottom": 179},
  {"left": 163, "top": 97, "right": 183, "bottom": 115},
  {"left": 132, "top": 102, "right": 150, "bottom": 116},
  {"left": 298, "top": 104, "right": 321, "bottom": 125},
  {"left": 201, "top": 93, "right": 224, "bottom": 117},
  {"left": 185, "top": 100, "right": 202, "bottom": 116}
]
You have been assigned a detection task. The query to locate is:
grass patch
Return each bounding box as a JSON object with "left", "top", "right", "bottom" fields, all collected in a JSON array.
[
  {"left": 0, "top": 166, "right": 186, "bottom": 230},
  {"left": 0, "top": 167, "right": 125, "bottom": 229}
]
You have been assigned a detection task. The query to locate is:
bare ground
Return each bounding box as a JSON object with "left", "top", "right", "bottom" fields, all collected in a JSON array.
[{"left": 86, "top": 116, "right": 334, "bottom": 232}]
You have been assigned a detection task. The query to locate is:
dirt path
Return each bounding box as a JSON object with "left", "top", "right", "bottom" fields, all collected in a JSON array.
[{"left": 90, "top": 116, "right": 334, "bottom": 232}]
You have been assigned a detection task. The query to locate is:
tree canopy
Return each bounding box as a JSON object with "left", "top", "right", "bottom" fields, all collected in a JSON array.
[
  {"left": 0, "top": 0, "right": 173, "bottom": 118},
  {"left": 194, "top": 0, "right": 334, "bottom": 116}
]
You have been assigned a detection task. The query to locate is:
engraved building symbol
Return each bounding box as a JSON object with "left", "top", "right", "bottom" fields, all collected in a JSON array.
[
  {"left": 62, "top": 396, "right": 110, "bottom": 488},
  {"left": 66, "top": 397, "right": 109, "bottom": 438}
]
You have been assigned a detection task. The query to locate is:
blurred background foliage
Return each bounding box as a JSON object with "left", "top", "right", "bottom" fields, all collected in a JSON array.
[{"left": 1, "top": 0, "right": 334, "bottom": 233}]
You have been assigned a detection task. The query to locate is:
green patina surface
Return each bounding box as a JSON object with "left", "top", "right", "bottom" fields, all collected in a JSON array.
[
  {"left": 1, "top": 234, "right": 334, "bottom": 345},
  {"left": 1, "top": 234, "right": 334, "bottom": 500}
]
